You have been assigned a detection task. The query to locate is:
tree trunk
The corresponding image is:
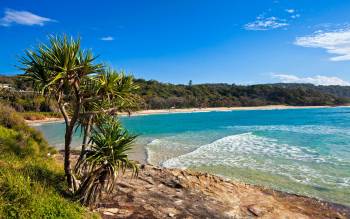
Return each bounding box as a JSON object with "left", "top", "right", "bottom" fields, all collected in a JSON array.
[
  {"left": 81, "top": 115, "right": 93, "bottom": 153},
  {"left": 57, "top": 91, "right": 79, "bottom": 192},
  {"left": 64, "top": 124, "right": 74, "bottom": 190},
  {"left": 56, "top": 81, "right": 82, "bottom": 192}
]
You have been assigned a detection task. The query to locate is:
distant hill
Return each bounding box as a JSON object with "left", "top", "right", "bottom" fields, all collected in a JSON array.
[
  {"left": 135, "top": 79, "right": 350, "bottom": 109},
  {"left": 265, "top": 83, "right": 350, "bottom": 98},
  {"left": 1, "top": 75, "right": 349, "bottom": 111}
]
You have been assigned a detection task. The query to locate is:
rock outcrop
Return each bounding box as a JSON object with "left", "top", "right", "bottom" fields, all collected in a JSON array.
[{"left": 96, "top": 164, "right": 350, "bottom": 219}]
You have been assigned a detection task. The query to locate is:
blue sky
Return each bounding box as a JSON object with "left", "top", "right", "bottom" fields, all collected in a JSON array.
[{"left": 1, "top": 0, "right": 350, "bottom": 85}]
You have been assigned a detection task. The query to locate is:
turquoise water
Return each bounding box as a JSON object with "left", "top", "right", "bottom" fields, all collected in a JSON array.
[{"left": 34, "top": 107, "right": 350, "bottom": 206}]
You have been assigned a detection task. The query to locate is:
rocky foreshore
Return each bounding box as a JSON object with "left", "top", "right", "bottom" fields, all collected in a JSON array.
[{"left": 95, "top": 164, "right": 350, "bottom": 219}]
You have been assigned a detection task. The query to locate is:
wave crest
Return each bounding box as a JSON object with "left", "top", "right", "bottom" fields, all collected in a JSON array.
[{"left": 162, "top": 132, "right": 349, "bottom": 187}]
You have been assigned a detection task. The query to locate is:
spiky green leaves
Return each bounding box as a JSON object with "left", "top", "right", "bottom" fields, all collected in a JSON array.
[
  {"left": 19, "top": 34, "right": 102, "bottom": 96},
  {"left": 74, "top": 116, "right": 138, "bottom": 206}
]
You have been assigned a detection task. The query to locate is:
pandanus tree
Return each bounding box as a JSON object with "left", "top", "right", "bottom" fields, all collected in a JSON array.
[
  {"left": 74, "top": 116, "right": 138, "bottom": 206},
  {"left": 78, "top": 69, "right": 139, "bottom": 153},
  {"left": 20, "top": 35, "right": 139, "bottom": 192},
  {"left": 20, "top": 35, "right": 102, "bottom": 190}
]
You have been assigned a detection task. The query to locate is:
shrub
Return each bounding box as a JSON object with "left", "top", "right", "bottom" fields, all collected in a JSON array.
[
  {"left": 0, "top": 104, "right": 96, "bottom": 218},
  {"left": 0, "top": 104, "right": 54, "bottom": 157},
  {"left": 0, "top": 104, "right": 26, "bottom": 130}
]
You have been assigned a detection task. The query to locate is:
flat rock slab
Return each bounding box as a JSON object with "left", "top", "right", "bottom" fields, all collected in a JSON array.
[{"left": 96, "top": 164, "right": 350, "bottom": 219}]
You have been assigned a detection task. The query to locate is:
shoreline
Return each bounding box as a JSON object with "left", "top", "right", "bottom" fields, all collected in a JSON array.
[
  {"left": 26, "top": 117, "right": 65, "bottom": 125},
  {"left": 125, "top": 105, "right": 332, "bottom": 116},
  {"left": 26, "top": 105, "right": 335, "bottom": 125},
  {"left": 54, "top": 153, "right": 350, "bottom": 218},
  {"left": 34, "top": 106, "right": 350, "bottom": 210}
]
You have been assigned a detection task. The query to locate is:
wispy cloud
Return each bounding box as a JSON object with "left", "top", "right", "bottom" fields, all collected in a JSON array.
[
  {"left": 100, "top": 36, "right": 114, "bottom": 41},
  {"left": 285, "top": 9, "right": 295, "bottom": 14},
  {"left": 291, "top": 14, "right": 300, "bottom": 19},
  {"left": 0, "top": 9, "right": 55, "bottom": 27},
  {"left": 272, "top": 73, "right": 350, "bottom": 86},
  {"left": 244, "top": 16, "right": 288, "bottom": 31},
  {"left": 295, "top": 28, "right": 350, "bottom": 61},
  {"left": 244, "top": 8, "right": 301, "bottom": 31},
  {"left": 285, "top": 8, "right": 300, "bottom": 19}
]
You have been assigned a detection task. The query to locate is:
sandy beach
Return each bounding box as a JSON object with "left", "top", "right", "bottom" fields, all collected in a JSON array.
[
  {"left": 26, "top": 105, "right": 332, "bottom": 124},
  {"left": 125, "top": 105, "right": 331, "bottom": 116},
  {"left": 25, "top": 117, "right": 65, "bottom": 125}
]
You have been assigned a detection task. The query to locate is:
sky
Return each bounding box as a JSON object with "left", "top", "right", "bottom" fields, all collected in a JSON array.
[{"left": 1, "top": 0, "right": 350, "bottom": 85}]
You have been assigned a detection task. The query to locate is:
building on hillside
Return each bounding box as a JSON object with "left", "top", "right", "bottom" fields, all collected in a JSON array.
[{"left": 0, "top": 83, "right": 11, "bottom": 89}]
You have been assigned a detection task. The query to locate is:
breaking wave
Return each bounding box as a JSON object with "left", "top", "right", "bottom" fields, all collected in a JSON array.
[
  {"left": 162, "top": 132, "right": 350, "bottom": 188},
  {"left": 222, "top": 125, "right": 350, "bottom": 135}
]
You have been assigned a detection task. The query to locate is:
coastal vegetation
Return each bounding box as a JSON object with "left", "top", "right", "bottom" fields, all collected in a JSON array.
[
  {"left": 74, "top": 116, "right": 138, "bottom": 206},
  {"left": 2, "top": 76, "right": 350, "bottom": 113},
  {"left": 136, "top": 79, "right": 350, "bottom": 109},
  {"left": 19, "top": 35, "right": 139, "bottom": 199},
  {"left": 0, "top": 104, "right": 93, "bottom": 218}
]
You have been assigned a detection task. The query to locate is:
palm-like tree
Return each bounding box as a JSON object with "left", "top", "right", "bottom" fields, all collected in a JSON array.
[
  {"left": 20, "top": 34, "right": 140, "bottom": 198},
  {"left": 74, "top": 115, "right": 138, "bottom": 206},
  {"left": 78, "top": 69, "right": 140, "bottom": 153},
  {"left": 20, "top": 35, "right": 103, "bottom": 191}
]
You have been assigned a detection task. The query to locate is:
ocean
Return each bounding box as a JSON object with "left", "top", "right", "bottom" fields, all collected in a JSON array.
[{"left": 34, "top": 107, "right": 350, "bottom": 206}]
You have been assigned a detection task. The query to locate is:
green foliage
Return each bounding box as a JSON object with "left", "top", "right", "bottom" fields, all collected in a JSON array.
[
  {"left": 0, "top": 104, "right": 54, "bottom": 157},
  {"left": 78, "top": 69, "right": 140, "bottom": 145},
  {"left": 0, "top": 104, "right": 27, "bottom": 129},
  {"left": 20, "top": 34, "right": 103, "bottom": 96},
  {"left": 19, "top": 34, "right": 106, "bottom": 191},
  {"left": 135, "top": 79, "right": 350, "bottom": 109},
  {"left": 74, "top": 116, "right": 138, "bottom": 206},
  {"left": 3, "top": 75, "right": 350, "bottom": 113},
  {"left": 18, "top": 34, "right": 141, "bottom": 197},
  {"left": 0, "top": 88, "right": 55, "bottom": 112},
  {"left": 0, "top": 104, "right": 96, "bottom": 218},
  {"left": 0, "top": 75, "right": 33, "bottom": 91},
  {"left": 78, "top": 69, "right": 140, "bottom": 124},
  {"left": 0, "top": 158, "right": 85, "bottom": 219}
]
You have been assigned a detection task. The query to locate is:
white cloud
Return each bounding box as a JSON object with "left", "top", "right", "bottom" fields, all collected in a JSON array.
[
  {"left": 272, "top": 73, "right": 350, "bottom": 86},
  {"left": 285, "top": 9, "right": 295, "bottom": 14},
  {"left": 244, "top": 16, "right": 288, "bottom": 31},
  {"left": 291, "top": 14, "right": 300, "bottom": 19},
  {"left": 295, "top": 28, "right": 350, "bottom": 61},
  {"left": 101, "top": 36, "right": 114, "bottom": 41},
  {"left": 285, "top": 9, "right": 300, "bottom": 19},
  {"left": 0, "top": 9, "right": 55, "bottom": 27}
]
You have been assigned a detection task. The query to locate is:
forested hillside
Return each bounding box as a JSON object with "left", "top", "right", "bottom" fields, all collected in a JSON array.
[
  {"left": 268, "top": 83, "right": 350, "bottom": 99},
  {"left": 136, "top": 79, "right": 350, "bottom": 109},
  {"left": 1, "top": 75, "right": 349, "bottom": 112}
]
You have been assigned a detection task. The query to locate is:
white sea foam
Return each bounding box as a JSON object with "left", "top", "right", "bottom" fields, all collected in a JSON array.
[
  {"left": 162, "top": 133, "right": 350, "bottom": 187},
  {"left": 146, "top": 137, "right": 198, "bottom": 165},
  {"left": 223, "top": 125, "right": 350, "bottom": 135}
]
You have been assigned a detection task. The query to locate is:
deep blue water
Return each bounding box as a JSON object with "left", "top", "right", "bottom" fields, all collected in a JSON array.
[{"left": 34, "top": 107, "right": 350, "bottom": 205}]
